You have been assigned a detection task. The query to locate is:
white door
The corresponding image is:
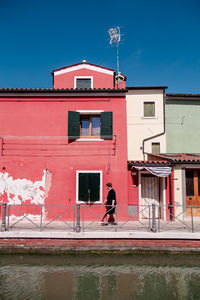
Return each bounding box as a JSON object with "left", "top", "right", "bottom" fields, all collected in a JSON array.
[{"left": 140, "top": 174, "right": 160, "bottom": 219}]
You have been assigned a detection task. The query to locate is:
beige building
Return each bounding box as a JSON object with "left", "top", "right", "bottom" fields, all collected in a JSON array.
[
  {"left": 126, "top": 87, "right": 167, "bottom": 160},
  {"left": 149, "top": 153, "right": 200, "bottom": 220}
]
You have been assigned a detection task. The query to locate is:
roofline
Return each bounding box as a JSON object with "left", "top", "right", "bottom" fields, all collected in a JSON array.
[
  {"left": 165, "top": 93, "right": 200, "bottom": 100},
  {"left": 128, "top": 161, "right": 172, "bottom": 167},
  {"left": 51, "top": 62, "right": 115, "bottom": 74},
  {"left": 148, "top": 153, "right": 200, "bottom": 164},
  {"left": 127, "top": 86, "right": 168, "bottom": 91},
  {"left": 0, "top": 88, "right": 127, "bottom": 99},
  {"left": 148, "top": 153, "right": 176, "bottom": 163}
]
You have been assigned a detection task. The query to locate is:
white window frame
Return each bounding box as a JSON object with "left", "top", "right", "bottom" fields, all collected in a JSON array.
[
  {"left": 76, "top": 170, "right": 103, "bottom": 204},
  {"left": 76, "top": 110, "right": 104, "bottom": 141},
  {"left": 142, "top": 101, "right": 156, "bottom": 118},
  {"left": 74, "top": 76, "right": 93, "bottom": 89},
  {"left": 151, "top": 142, "right": 161, "bottom": 153}
]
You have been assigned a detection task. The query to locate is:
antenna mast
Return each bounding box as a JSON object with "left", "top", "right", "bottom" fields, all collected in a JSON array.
[{"left": 108, "top": 26, "right": 121, "bottom": 87}]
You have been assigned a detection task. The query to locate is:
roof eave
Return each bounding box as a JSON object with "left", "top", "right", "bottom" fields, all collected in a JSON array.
[
  {"left": 127, "top": 86, "right": 168, "bottom": 91},
  {"left": 52, "top": 62, "right": 115, "bottom": 74},
  {"left": 0, "top": 88, "right": 128, "bottom": 98}
]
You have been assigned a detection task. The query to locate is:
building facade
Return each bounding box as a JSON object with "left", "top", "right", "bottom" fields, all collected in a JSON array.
[
  {"left": 0, "top": 60, "right": 199, "bottom": 224},
  {"left": 126, "top": 87, "right": 167, "bottom": 161},
  {"left": 165, "top": 93, "right": 200, "bottom": 153},
  {"left": 0, "top": 61, "right": 128, "bottom": 221}
]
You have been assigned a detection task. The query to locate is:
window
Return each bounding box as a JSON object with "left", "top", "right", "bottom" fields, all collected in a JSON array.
[
  {"left": 186, "top": 170, "right": 200, "bottom": 197},
  {"left": 80, "top": 115, "right": 101, "bottom": 137},
  {"left": 68, "top": 111, "right": 113, "bottom": 140},
  {"left": 76, "top": 171, "right": 102, "bottom": 203},
  {"left": 143, "top": 102, "right": 155, "bottom": 117},
  {"left": 152, "top": 142, "right": 160, "bottom": 153},
  {"left": 186, "top": 171, "right": 194, "bottom": 196},
  {"left": 75, "top": 77, "right": 92, "bottom": 89}
]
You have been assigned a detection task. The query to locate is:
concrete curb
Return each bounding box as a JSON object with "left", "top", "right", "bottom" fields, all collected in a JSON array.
[{"left": 0, "top": 231, "right": 200, "bottom": 239}]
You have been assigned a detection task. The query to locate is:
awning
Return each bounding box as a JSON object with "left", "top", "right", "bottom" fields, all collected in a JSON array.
[{"left": 133, "top": 166, "right": 171, "bottom": 177}]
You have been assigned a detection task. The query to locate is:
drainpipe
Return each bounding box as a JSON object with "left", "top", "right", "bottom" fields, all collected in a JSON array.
[
  {"left": 142, "top": 90, "right": 166, "bottom": 160},
  {"left": 141, "top": 90, "right": 176, "bottom": 220},
  {"left": 169, "top": 174, "right": 173, "bottom": 221}
]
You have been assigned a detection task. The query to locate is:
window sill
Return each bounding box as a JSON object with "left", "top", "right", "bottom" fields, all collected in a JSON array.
[
  {"left": 141, "top": 116, "right": 157, "bottom": 119},
  {"left": 77, "top": 201, "right": 103, "bottom": 204},
  {"left": 76, "top": 138, "right": 104, "bottom": 142}
]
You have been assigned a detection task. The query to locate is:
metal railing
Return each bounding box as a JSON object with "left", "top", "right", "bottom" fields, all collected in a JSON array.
[
  {"left": 157, "top": 204, "right": 200, "bottom": 233},
  {"left": 1, "top": 204, "right": 76, "bottom": 232},
  {"left": 1, "top": 203, "right": 200, "bottom": 233}
]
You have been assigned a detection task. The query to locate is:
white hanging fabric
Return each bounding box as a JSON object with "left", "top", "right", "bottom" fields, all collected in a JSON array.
[{"left": 133, "top": 166, "right": 171, "bottom": 177}]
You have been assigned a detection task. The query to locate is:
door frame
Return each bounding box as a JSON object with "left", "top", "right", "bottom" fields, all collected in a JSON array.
[{"left": 138, "top": 171, "right": 166, "bottom": 221}]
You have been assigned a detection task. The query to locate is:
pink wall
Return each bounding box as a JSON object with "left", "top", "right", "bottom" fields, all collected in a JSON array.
[
  {"left": 53, "top": 68, "right": 114, "bottom": 89},
  {"left": 0, "top": 95, "right": 128, "bottom": 221},
  {"left": 127, "top": 169, "right": 138, "bottom": 205}
]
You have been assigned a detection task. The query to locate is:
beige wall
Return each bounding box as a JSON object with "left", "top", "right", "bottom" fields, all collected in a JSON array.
[
  {"left": 126, "top": 89, "right": 166, "bottom": 160},
  {"left": 173, "top": 165, "right": 185, "bottom": 219},
  {"left": 173, "top": 165, "right": 184, "bottom": 207}
]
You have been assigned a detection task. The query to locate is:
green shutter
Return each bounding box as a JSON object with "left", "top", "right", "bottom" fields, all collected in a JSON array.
[
  {"left": 79, "top": 173, "right": 89, "bottom": 202},
  {"left": 101, "top": 112, "right": 113, "bottom": 140},
  {"left": 68, "top": 111, "right": 80, "bottom": 139},
  {"left": 89, "top": 173, "right": 100, "bottom": 202}
]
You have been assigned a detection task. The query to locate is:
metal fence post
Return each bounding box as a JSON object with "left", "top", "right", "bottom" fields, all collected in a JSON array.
[
  {"left": 1, "top": 203, "right": 7, "bottom": 232},
  {"left": 76, "top": 204, "right": 81, "bottom": 232},
  {"left": 148, "top": 205, "right": 151, "bottom": 229},
  {"left": 7, "top": 205, "right": 10, "bottom": 230},
  {"left": 191, "top": 207, "right": 194, "bottom": 233},
  {"left": 40, "top": 205, "right": 43, "bottom": 231},
  {"left": 158, "top": 205, "right": 161, "bottom": 232},
  {"left": 151, "top": 203, "right": 157, "bottom": 232},
  {"left": 115, "top": 205, "right": 118, "bottom": 231}
]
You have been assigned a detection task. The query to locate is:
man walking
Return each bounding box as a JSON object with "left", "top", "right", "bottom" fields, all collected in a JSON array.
[{"left": 102, "top": 182, "right": 116, "bottom": 225}]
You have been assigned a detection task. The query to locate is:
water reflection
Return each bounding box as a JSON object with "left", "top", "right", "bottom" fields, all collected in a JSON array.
[{"left": 0, "top": 254, "right": 200, "bottom": 299}]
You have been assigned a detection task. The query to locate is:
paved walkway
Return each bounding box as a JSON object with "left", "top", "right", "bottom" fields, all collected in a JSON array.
[{"left": 1, "top": 220, "right": 200, "bottom": 240}]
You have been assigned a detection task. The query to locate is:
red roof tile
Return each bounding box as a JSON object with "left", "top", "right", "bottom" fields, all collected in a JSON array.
[{"left": 148, "top": 153, "right": 200, "bottom": 163}]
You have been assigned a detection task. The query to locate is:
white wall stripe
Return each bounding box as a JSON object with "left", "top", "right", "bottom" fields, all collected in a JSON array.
[{"left": 54, "top": 64, "right": 114, "bottom": 76}]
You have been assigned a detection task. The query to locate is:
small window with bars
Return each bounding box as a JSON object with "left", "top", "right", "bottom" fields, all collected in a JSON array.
[
  {"left": 75, "top": 78, "right": 92, "bottom": 89},
  {"left": 143, "top": 102, "right": 155, "bottom": 118},
  {"left": 152, "top": 142, "right": 160, "bottom": 153}
]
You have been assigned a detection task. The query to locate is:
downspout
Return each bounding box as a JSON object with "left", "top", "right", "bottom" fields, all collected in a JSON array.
[
  {"left": 169, "top": 174, "right": 173, "bottom": 221},
  {"left": 142, "top": 90, "right": 166, "bottom": 160}
]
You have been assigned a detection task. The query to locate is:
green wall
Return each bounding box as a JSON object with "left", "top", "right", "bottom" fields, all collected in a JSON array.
[{"left": 165, "top": 100, "right": 200, "bottom": 153}]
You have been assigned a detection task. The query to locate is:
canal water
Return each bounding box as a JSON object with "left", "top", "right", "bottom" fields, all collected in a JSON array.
[{"left": 0, "top": 254, "right": 200, "bottom": 300}]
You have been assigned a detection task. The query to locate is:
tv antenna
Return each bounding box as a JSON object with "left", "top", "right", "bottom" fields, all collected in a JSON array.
[{"left": 108, "top": 26, "right": 121, "bottom": 86}]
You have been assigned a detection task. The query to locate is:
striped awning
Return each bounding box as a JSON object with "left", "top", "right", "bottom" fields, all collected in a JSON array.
[{"left": 134, "top": 166, "right": 171, "bottom": 177}]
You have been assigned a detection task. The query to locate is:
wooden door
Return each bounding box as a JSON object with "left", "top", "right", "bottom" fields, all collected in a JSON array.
[
  {"left": 141, "top": 174, "right": 160, "bottom": 219},
  {"left": 186, "top": 170, "right": 200, "bottom": 216}
]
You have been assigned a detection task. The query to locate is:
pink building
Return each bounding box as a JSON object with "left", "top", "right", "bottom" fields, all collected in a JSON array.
[{"left": 0, "top": 61, "right": 127, "bottom": 221}]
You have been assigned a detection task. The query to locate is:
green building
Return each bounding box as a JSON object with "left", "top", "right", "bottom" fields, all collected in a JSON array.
[{"left": 165, "top": 93, "right": 200, "bottom": 153}]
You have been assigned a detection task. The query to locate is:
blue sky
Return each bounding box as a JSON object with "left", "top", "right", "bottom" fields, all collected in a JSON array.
[{"left": 0, "top": 0, "right": 200, "bottom": 93}]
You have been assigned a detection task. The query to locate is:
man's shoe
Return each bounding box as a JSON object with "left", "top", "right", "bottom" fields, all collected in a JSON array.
[{"left": 101, "top": 222, "right": 108, "bottom": 226}]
